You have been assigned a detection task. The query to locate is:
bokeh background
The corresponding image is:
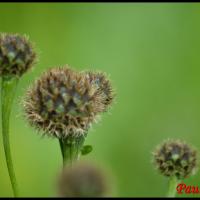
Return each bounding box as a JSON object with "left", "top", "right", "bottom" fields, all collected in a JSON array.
[{"left": 0, "top": 3, "right": 200, "bottom": 197}]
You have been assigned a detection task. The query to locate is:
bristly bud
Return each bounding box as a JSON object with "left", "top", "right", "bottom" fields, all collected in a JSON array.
[
  {"left": 23, "top": 66, "right": 114, "bottom": 138},
  {"left": 84, "top": 71, "right": 114, "bottom": 112},
  {"left": 57, "top": 161, "right": 110, "bottom": 197},
  {"left": 0, "top": 33, "right": 37, "bottom": 77},
  {"left": 153, "top": 139, "right": 198, "bottom": 179}
]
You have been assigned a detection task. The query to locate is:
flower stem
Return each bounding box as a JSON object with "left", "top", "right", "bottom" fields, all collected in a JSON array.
[
  {"left": 1, "top": 76, "right": 19, "bottom": 197},
  {"left": 167, "top": 176, "right": 178, "bottom": 197},
  {"left": 59, "top": 135, "right": 85, "bottom": 167}
]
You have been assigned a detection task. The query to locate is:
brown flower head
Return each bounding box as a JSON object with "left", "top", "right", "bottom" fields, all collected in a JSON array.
[
  {"left": 153, "top": 139, "right": 198, "bottom": 179},
  {"left": 84, "top": 71, "right": 114, "bottom": 112},
  {"left": 57, "top": 161, "right": 110, "bottom": 197},
  {"left": 23, "top": 66, "right": 114, "bottom": 138},
  {"left": 0, "top": 33, "right": 37, "bottom": 77}
]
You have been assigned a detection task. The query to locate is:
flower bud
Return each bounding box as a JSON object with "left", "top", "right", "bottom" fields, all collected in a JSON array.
[
  {"left": 23, "top": 66, "right": 114, "bottom": 138},
  {"left": 0, "top": 33, "right": 37, "bottom": 77},
  {"left": 84, "top": 71, "right": 114, "bottom": 112},
  {"left": 57, "top": 161, "right": 110, "bottom": 197},
  {"left": 153, "top": 139, "right": 198, "bottom": 179}
]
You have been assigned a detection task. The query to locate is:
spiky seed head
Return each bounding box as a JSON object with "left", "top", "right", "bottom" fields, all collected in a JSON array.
[
  {"left": 23, "top": 66, "right": 114, "bottom": 138},
  {"left": 57, "top": 161, "right": 110, "bottom": 197},
  {"left": 153, "top": 139, "right": 198, "bottom": 179},
  {"left": 84, "top": 71, "right": 114, "bottom": 112},
  {"left": 0, "top": 33, "right": 37, "bottom": 77}
]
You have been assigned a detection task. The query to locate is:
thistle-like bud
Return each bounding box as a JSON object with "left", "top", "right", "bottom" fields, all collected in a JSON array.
[
  {"left": 153, "top": 139, "right": 198, "bottom": 179},
  {"left": 57, "top": 161, "right": 110, "bottom": 197},
  {"left": 23, "top": 66, "right": 114, "bottom": 138},
  {"left": 0, "top": 33, "right": 36, "bottom": 77},
  {"left": 84, "top": 71, "right": 114, "bottom": 112}
]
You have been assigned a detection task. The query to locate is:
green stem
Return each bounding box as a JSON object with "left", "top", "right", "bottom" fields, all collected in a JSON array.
[
  {"left": 167, "top": 176, "right": 178, "bottom": 197},
  {"left": 1, "top": 76, "right": 19, "bottom": 197},
  {"left": 59, "top": 135, "right": 85, "bottom": 167}
]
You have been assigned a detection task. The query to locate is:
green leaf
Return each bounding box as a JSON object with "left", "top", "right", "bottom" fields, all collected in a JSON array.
[{"left": 81, "top": 145, "right": 93, "bottom": 156}]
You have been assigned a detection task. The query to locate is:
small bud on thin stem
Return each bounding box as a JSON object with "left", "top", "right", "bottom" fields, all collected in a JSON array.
[
  {"left": 0, "top": 33, "right": 37, "bottom": 197},
  {"left": 153, "top": 139, "right": 198, "bottom": 198},
  {"left": 153, "top": 139, "right": 198, "bottom": 179}
]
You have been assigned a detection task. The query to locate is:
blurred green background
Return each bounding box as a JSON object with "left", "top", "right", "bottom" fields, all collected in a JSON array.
[{"left": 0, "top": 3, "right": 200, "bottom": 197}]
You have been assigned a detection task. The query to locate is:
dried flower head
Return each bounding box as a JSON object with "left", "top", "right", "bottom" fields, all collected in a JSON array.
[
  {"left": 84, "top": 71, "right": 114, "bottom": 111},
  {"left": 23, "top": 66, "right": 114, "bottom": 138},
  {"left": 153, "top": 139, "right": 198, "bottom": 179},
  {"left": 0, "top": 33, "right": 36, "bottom": 77},
  {"left": 57, "top": 161, "right": 110, "bottom": 197}
]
